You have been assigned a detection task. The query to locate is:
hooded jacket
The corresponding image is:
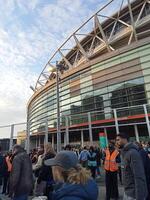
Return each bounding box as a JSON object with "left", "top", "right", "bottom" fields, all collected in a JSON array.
[
  {"left": 121, "top": 142, "right": 148, "bottom": 200},
  {"left": 52, "top": 179, "right": 98, "bottom": 200}
]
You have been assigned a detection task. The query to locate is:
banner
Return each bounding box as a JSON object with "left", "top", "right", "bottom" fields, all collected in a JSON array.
[{"left": 99, "top": 132, "right": 107, "bottom": 148}]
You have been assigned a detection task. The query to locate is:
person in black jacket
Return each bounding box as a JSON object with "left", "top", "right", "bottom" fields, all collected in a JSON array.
[
  {"left": 135, "top": 142, "right": 150, "bottom": 200},
  {"left": 9, "top": 145, "right": 33, "bottom": 200},
  {"left": 0, "top": 146, "right": 4, "bottom": 191},
  {"left": 87, "top": 146, "right": 97, "bottom": 179},
  {"left": 116, "top": 133, "right": 148, "bottom": 200},
  {"left": 35, "top": 143, "right": 55, "bottom": 199}
]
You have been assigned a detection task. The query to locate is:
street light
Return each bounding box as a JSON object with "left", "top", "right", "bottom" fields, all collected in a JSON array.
[
  {"left": 30, "top": 85, "right": 36, "bottom": 92},
  {"left": 48, "top": 62, "right": 65, "bottom": 152}
]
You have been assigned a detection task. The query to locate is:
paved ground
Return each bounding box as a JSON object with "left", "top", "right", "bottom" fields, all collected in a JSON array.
[{"left": 97, "top": 174, "right": 124, "bottom": 199}]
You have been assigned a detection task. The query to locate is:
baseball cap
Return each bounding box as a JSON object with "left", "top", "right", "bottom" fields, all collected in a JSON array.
[{"left": 44, "top": 150, "right": 78, "bottom": 170}]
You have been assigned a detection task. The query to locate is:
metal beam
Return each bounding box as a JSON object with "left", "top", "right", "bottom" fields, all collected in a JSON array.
[
  {"left": 127, "top": 0, "right": 138, "bottom": 41},
  {"left": 59, "top": 50, "right": 73, "bottom": 69},
  {"left": 73, "top": 35, "right": 89, "bottom": 61},
  {"left": 135, "top": 1, "right": 147, "bottom": 26},
  {"left": 94, "top": 15, "right": 111, "bottom": 52}
]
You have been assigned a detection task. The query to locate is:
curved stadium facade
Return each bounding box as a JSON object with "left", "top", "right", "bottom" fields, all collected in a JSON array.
[{"left": 28, "top": 0, "right": 150, "bottom": 148}]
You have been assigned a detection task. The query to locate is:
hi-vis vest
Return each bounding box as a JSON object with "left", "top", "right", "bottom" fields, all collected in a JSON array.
[
  {"left": 104, "top": 149, "right": 119, "bottom": 172},
  {"left": 5, "top": 156, "right": 12, "bottom": 172}
]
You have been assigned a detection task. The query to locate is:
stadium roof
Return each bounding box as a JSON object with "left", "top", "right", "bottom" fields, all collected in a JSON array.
[{"left": 34, "top": 0, "right": 150, "bottom": 91}]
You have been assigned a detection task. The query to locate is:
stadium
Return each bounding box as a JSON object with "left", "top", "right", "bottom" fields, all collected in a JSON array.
[{"left": 27, "top": 0, "right": 150, "bottom": 149}]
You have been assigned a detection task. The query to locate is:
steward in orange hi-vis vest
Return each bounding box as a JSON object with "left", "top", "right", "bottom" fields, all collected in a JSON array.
[{"left": 104, "top": 149, "right": 119, "bottom": 172}]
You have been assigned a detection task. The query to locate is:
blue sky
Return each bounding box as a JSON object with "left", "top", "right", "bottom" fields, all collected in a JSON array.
[{"left": 0, "top": 0, "right": 125, "bottom": 138}]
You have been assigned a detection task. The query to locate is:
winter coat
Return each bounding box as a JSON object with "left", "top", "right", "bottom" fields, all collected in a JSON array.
[
  {"left": 121, "top": 142, "right": 148, "bottom": 200},
  {"left": 37, "top": 152, "right": 55, "bottom": 183},
  {"left": 52, "top": 179, "right": 98, "bottom": 200},
  {"left": 138, "top": 148, "right": 150, "bottom": 200},
  {"left": 9, "top": 150, "right": 34, "bottom": 197}
]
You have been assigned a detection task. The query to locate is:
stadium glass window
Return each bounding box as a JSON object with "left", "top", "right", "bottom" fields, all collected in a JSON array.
[
  {"left": 125, "top": 77, "right": 144, "bottom": 85},
  {"left": 94, "top": 87, "right": 108, "bottom": 96},
  {"left": 111, "top": 83, "right": 147, "bottom": 111},
  {"left": 61, "top": 99, "right": 70, "bottom": 106},
  {"left": 70, "top": 104, "right": 82, "bottom": 114},
  {"left": 80, "top": 86, "right": 93, "bottom": 94},
  {"left": 108, "top": 82, "right": 125, "bottom": 93}
]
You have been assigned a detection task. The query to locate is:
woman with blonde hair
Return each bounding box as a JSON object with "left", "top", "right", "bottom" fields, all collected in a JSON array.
[
  {"left": 45, "top": 151, "right": 98, "bottom": 200},
  {"left": 35, "top": 143, "right": 55, "bottom": 198}
]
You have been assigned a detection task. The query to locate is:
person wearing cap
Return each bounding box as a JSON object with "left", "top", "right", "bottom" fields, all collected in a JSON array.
[
  {"left": 45, "top": 150, "right": 98, "bottom": 200},
  {"left": 116, "top": 133, "right": 148, "bottom": 200}
]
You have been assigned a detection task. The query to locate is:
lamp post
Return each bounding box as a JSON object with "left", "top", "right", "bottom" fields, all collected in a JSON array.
[
  {"left": 56, "top": 62, "right": 61, "bottom": 152},
  {"left": 48, "top": 62, "right": 65, "bottom": 152}
]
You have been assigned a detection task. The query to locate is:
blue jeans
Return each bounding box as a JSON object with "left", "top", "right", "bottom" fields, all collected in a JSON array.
[{"left": 13, "top": 194, "right": 28, "bottom": 200}]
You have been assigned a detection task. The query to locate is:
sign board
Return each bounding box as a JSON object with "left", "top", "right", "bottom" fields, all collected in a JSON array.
[{"left": 99, "top": 132, "right": 107, "bottom": 148}]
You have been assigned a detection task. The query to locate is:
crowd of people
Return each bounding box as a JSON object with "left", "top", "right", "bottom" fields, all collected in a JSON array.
[{"left": 0, "top": 133, "right": 150, "bottom": 200}]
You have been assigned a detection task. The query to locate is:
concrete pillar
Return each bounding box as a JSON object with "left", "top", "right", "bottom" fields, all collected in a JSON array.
[
  {"left": 134, "top": 124, "right": 140, "bottom": 142},
  {"left": 45, "top": 119, "right": 48, "bottom": 145},
  {"left": 65, "top": 116, "right": 69, "bottom": 145},
  {"left": 52, "top": 134, "right": 54, "bottom": 149},
  {"left": 143, "top": 104, "right": 150, "bottom": 138},
  {"left": 36, "top": 136, "right": 38, "bottom": 148},
  {"left": 26, "top": 120, "right": 30, "bottom": 154},
  {"left": 9, "top": 124, "right": 14, "bottom": 151},
  {"left": 38, "top": 135, "right": 41, "bottom": 147},
  {"left": 113, "top": 109, "right": 119, "bottom": 134},
  {"left": 88, "top": 112, "right": 93, "bottom": 144},
  {"left": 81, "top": 130, "right": 84, "bottom": 147},
  {"left": 104, "top": 127, "right": 108, "bottom": 146}
]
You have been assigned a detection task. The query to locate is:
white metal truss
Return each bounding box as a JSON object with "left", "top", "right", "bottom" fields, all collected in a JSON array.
[{"left": 35, "top": 0, "right": 150, "bottom": 91}]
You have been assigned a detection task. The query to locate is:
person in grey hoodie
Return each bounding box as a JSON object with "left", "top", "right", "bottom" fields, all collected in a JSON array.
[{"left": 116, "top": 133, "right": 148, "bottom": 200}]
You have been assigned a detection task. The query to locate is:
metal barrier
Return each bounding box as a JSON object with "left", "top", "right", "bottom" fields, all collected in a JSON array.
[{"left": 0, "top": 104, "right": 150, "bottom": 153}]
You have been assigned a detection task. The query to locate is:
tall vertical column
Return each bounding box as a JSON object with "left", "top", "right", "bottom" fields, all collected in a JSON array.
[
  {"left": 143, "top": 104, "right": 150, "bottom": 137},
  {"left": 134, "top": 124, "right": 139, "bottom": 142},
  {"left": 104, "top": 127, "right": 108, "bottom": 146},
  {"left": 64, "top": 132, "right": 66, "bottom": 147},
  {"left": 26, "top": 119, "right": 30, "bottom": 154},
  {"left": 81, "top": 130, "right": 84, "bottom": 147},
  {"left": 56, "top": 65, "right": 61, "bottom": 152},
  {"left": 9, "top": 124, "right": 14, "bottom": 151},
  {"left": 38, "top": 135, "right": 41, "bottom": 147},
  {"left": 45, "top": 119, "right": 48, "bottom": 145},
  {"left": 113, "top": 109, "right": 119, "bottom": 134},
  {"left": 52, "top": 134, "right": 54, "bottom": 149},
  {"left": 35, "top": 136, "right": 38, "bottom": 148},
  {"left": 65, "top": 116, "right": 69, "bottom": 145},
  {"left": 88, "top": 112, "right": 93, "bottom": 144}
]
